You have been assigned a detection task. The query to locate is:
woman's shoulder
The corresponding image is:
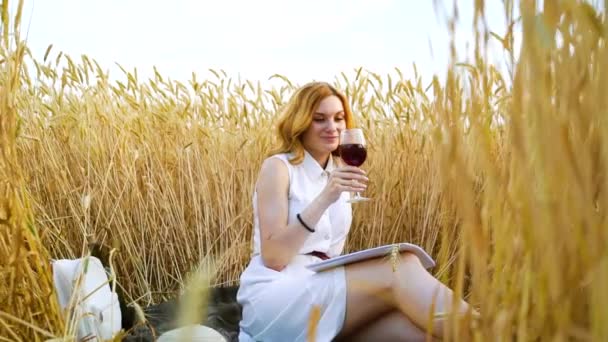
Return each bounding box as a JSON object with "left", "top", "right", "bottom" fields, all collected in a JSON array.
[
  {"left": 257, "top": 154, "right": 291, "bottom": 190},
  {"left": 260, "top": 153, "right": 291, "bottom": 175},
  {"left": 263, "top": 152, "right": 296, "bottom": 168},
  {"left": 266, "top": 152, "right": 291, "bottom": 162}
]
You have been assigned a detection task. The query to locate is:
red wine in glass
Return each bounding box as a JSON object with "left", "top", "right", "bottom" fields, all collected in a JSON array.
[
  {"left": 339, "top": 144, "right": 367, "bottom": 167},
  {"left": 339, "top": 128, "right": 371, "bottom": 203}
]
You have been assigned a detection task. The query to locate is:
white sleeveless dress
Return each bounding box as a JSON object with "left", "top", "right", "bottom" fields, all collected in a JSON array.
[{"left": 237, "top": 151, "right": 352, "bottom": 342}]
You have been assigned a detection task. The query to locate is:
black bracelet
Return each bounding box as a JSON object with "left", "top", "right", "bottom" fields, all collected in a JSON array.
[{"left": 296, "top": 213, "right": 315, "bottom": 233}]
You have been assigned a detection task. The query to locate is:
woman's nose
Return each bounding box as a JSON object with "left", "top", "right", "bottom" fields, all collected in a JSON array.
[{"left": 326, "top": 120, "right": 338, "bottom": 131}]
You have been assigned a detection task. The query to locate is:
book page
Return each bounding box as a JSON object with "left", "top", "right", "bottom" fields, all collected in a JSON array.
[{"left": 306, "top": 243, "right": 435, "bottom": 273}]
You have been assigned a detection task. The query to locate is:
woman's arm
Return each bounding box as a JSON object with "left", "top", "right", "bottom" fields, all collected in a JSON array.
[{"left": 256, "top": 157, "right": 367, "bottom": 271}]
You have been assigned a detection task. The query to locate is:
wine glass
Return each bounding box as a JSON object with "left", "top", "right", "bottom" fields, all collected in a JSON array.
[{"left": 339, "top": 128, "right": 371, "bottom": 203}]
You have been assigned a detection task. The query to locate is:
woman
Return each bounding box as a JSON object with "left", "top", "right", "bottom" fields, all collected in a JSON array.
[{"left": 237, "top": 82, "right": 474, "bottom": 341}]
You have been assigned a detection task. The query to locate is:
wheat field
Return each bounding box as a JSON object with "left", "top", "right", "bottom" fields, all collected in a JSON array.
[{"left": 1, "top": 0, "right": 607, "bottom": 340}]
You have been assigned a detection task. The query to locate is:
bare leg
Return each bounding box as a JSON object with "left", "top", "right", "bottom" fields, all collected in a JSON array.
[
  {"left": 338, "top": 310, "right": 437, "bottom": 342},
  {"left": 391, "top": 253, "right": 472, "bottom": 337},
  {"left": 339, "top": 252, "right": 474, "bottom": 339}
]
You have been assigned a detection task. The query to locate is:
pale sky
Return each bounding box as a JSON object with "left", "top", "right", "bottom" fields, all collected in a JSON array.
[{"left": 18, "top": 0, "right": 520, "bottom": 85}]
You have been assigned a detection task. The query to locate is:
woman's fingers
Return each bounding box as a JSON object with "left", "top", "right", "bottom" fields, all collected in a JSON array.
[
  {"left": 335, "top": 175, "right": 368, "bottom": 186},
  {"left": 338, "top": 165, "right": 366, "bottom": 174},
  {"left": 321, "top": 167, "right": 368, "bottom": 203},
  {"left": 334, "top": 166, "right": 366, "bottom": 176},
  {"left": 330, "top": 167, "right": 369, "bottom": 192},
  {"left": 331, "top": 169, "right": 369, "bottom": 183},
  {"left": 336, "top": 178, "right": 367, "bottom": 191}
]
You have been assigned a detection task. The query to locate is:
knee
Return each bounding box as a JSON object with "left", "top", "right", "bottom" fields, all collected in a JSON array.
[
  {"left": 387, "top": 252, "right": 426, "bottom": 286},
  {"left": 390, "top": 252, "right": 422, "bottom": 270},
  {"left": 397, "top": 252, "right": 423, "bottom": 268},
  {"left": 380, "top": 252, "right": 423, "bottom": 276}
]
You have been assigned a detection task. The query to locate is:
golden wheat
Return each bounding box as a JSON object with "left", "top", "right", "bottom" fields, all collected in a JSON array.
[{"left": 1, "top": 0, "right": 607, "bottom": 340}]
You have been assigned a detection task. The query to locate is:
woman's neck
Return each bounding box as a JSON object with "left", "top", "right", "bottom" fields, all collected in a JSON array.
[{"left": 307, "top": 150, "right": 331, "bottom": 169}]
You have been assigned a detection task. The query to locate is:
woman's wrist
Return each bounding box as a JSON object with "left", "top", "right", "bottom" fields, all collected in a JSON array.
[
  {"left": 296, "top": 213, "right": 315, "bottom": 232},
  {"left": 315, "top": 193, "right": 333, "bottom": 210}
]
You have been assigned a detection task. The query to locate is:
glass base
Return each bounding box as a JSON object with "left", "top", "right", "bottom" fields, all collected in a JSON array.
[{"left": 348, "top": 195, "right": 372, "bottom": 203}]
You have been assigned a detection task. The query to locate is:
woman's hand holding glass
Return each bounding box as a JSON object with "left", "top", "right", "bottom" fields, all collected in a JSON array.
[{"left": 320, "top": 166, "right": 368, "bottom": 205}]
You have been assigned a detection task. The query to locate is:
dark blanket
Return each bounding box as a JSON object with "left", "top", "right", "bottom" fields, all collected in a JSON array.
[
  {"left": 121, "top": 286, "right": 241, "bottom": 342},
  {"left": 89, "top": 244, "right": 241, "bottom": 341}
]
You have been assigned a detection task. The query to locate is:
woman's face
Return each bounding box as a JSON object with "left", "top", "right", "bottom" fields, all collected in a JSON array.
[{"left": 301, "top": 95, "right": 346, "bottom": 157}]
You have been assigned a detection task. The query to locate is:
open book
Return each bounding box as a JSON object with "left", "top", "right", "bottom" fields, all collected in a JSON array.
[{"left": 306, "top": 243, "right": 436, "bottom": 273}]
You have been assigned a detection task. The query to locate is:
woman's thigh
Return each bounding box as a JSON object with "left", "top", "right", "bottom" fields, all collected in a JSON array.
[
  {"left": 339, "top": 252, "right": 476, "bottom": 340},
  {"left": 337, "top": 255, "right": 400, "bottom": 337},
  {"left": 344, "top": 310, "right": 435, "bottom": 342}
]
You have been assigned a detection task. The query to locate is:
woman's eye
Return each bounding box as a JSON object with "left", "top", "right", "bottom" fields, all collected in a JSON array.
[
  {"left": 314, "top": 118, "right": 324, "bottom": 122},
  {"left": 335, "top": 117, "right": 345, "bottom": 121}
]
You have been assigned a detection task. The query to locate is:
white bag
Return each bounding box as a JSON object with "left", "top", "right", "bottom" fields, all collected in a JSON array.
[
  {"left": 52, "top": 257, "right": 122, "bottom": 341},
  {"left": 158, "top": 325, "right": 226, "bottom": 342}
]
